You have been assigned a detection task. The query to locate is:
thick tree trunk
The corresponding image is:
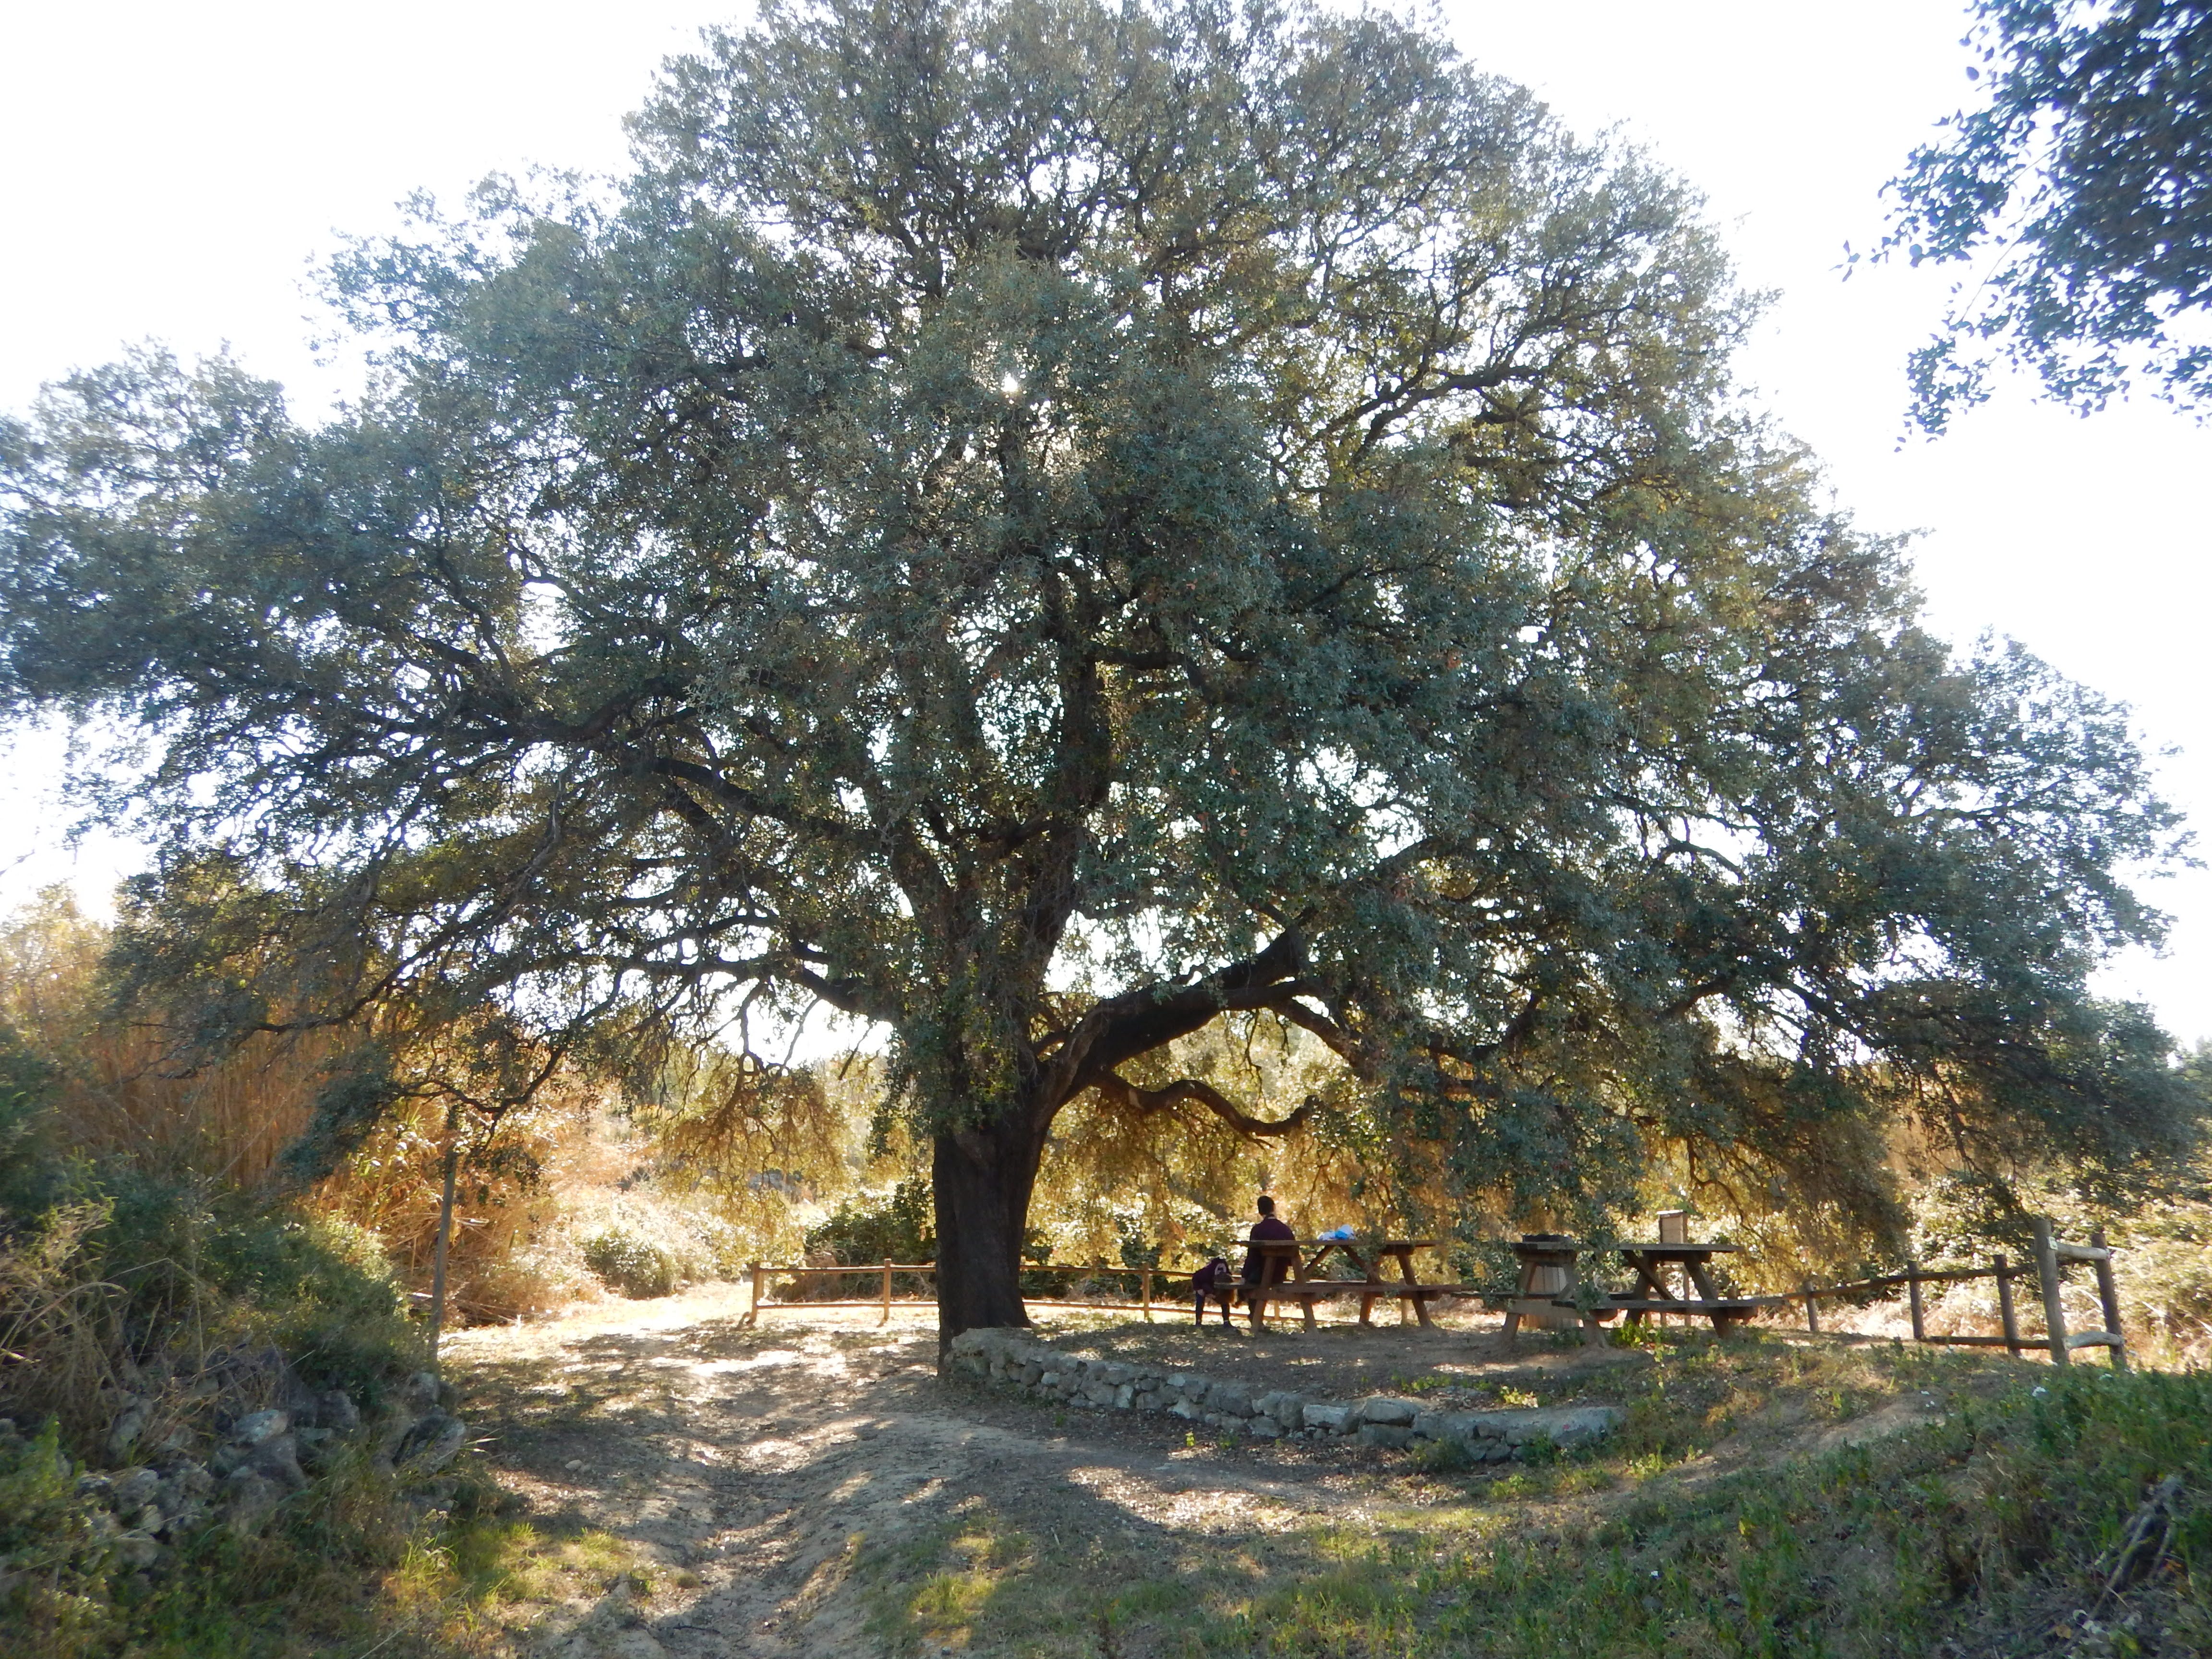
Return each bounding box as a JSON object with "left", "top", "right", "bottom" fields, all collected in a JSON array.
[{"left": 932, "top": 1116, "right": 1048, "bottom": 1361}]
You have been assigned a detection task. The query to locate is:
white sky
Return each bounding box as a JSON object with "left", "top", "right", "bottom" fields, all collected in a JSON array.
[{"left": 1, "top": 1, "right": 2205, "bottom": 1044}]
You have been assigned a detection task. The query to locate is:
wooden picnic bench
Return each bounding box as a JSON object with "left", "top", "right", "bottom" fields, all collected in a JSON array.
[
  {"left": 1495, "top": 1217, "right": 1759, "bottom": 1342},
  {"left": 1237, "top": 1238, "right": 1466, "bottom": 1332},
  {"left": 1600, "top": 1238, "right": 1756, "bottom": 1332}
]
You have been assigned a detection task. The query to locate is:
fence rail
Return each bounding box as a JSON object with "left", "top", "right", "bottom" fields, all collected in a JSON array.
[
  {"left": 1775, "top": 1218, "right": 2124, "bottom": 1367},
  {"left": 737, "top": 1259, "right": 1195, "bottom": 1327}
]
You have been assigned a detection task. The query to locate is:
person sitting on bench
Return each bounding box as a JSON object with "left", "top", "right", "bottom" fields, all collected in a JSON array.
[
  {"left": 1238, "top": 1195, "right": 1296, "bottom": 1330},
  {"left": 1190, "top": 1255, "right": 1234, "bottom": 1326}
]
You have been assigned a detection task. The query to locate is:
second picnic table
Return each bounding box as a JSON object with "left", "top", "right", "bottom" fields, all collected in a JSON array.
[
  {"left": 1242, "top": 1236, "right": 1450, "bottom": 1331},
  {"left": 1600, "top": 1239, "right": 1758, "bottom": 1332}
]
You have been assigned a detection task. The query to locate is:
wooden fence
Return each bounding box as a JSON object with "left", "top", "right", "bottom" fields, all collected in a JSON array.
[
  {"left": 736, "top": 1260, "right": 1179, "bottom": 1328},
  {"left": 734, "top": 1215, "right": 2128, "bottom": 1365},
  {"left": 1783, "top": 1218, "right": 2126, "bottom": 1368}
]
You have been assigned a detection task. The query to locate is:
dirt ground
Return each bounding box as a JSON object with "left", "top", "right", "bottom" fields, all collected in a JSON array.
[{"left": 441, "top": 1291, "right": 1959, "bottom": 1658}]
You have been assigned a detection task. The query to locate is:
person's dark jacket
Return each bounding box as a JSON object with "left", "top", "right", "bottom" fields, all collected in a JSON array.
[{"left": 1239, "top": 1214, "right": 1295, "bottom": 1284}]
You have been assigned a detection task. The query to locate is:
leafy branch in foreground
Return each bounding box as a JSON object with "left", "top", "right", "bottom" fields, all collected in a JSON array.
[{"left": 1875, "top": 0, "right": 2212, "bottom": 428}]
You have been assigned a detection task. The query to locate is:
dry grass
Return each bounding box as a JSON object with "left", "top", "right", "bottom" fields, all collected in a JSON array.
[
  {"left": 0, "top": 1202, "right": 122, "bottom": 1447},
  {"left": 314, "top": 1093, "right": 763, "bottom": 1326},
  {"left": 1, "top": 890, "right": 781, "bottom": 1335},
  {"left": 0, "top": 888, "right": 331, "bottom": 1188}
]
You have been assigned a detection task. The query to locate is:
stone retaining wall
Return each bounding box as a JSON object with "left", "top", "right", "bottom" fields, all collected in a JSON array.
[{"left": 946, "top": 1328, "right": 1621, "bottom": 1461}]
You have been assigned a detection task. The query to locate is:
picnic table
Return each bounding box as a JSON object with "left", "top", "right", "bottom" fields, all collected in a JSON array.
[
  {"left": 1304, "top": 1237, "right": 1441, "bottom": 1328},
  {"left": 1599, "top": 1240, "right": 1757, "bottom": 1332},
  {"left": 1237, "top": 1237, "right": 1457, "bottom": 1332}
]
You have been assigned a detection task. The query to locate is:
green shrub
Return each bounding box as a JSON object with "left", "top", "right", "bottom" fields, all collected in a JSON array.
[
  {"left": 580, "top": 1227, "right": 680, "bottom": 1298},
  {"left": 1, "top": 1032, "right": 421, "bottom": 1456},
  {"left": 804, "top": 1178, "right": 935, "bottom": 1268},
  {"left": 0, "top": 1421, "right": 122, "bottom": 1659}
]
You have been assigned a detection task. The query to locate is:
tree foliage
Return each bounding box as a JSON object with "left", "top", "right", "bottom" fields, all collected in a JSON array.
[
  {"left": 1879, "top": 0, "right": 2212, "bottom": 428},
  {"left": 0, "top": 0, "right": 2199, "bottom": 1340}
]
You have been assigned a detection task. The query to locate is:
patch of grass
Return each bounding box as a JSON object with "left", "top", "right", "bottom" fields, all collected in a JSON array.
[
  {"left": 579, "top": 1226, "right": 681, "bottom": 1299},
  {"left": 394, "top": 1509, "right": 657, "bottom": 1642},
  {"left": 1405, "top": 1436, "right": 1475, "bottom": 1474},
  {"left": 1390, "top": 1372, "right": 1452, "bottom": 1394},
  {"left": 866, "top": 1503, "right": 1057, "bottom": 1653},
  {"left": 863, "top": 1360, "right": 2211, "bottom": 1658}
]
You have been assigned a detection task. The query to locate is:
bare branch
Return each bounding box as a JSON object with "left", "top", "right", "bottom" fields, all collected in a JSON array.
[{"left": 1089, "top": 1070, "right": 1314, "bottom": 1138}]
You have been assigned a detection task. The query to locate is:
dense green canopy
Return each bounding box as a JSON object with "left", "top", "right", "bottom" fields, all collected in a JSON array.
[{"left": 0, "top": 0, "right": 2196, "bottom": 1338}]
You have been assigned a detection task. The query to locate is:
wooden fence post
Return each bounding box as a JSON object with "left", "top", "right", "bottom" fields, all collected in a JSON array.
[
  {"left": 742, "top": 1262, "right": 763, "bottom": 1329},
  {"left": 1995, "top": 1254, "right": 2020, "bottom": 1356},
  {"left": 881, "top": 1258, "right": 893, "bottom": 1325},
  {"left": 1141, "top": 1267, "right": 1153, "bottom": 1322},
  {"left": 1907, "top": 1260, "right": 1926, "bottom": 1343},
  {"left": 2032, "top": 1216, "right": 2069, "bottom": 1366},
  {"left": 1802, "top": 1282, "right": 1820, "bottom": 1334},
  {"left": 2089, "top": 1227, "right": 2128, "bottom": 1371}
]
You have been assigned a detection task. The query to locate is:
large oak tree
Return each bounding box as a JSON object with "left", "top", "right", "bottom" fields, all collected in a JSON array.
[{"left": 1, "top": 0, "right": 2196, "bottom": 1346}]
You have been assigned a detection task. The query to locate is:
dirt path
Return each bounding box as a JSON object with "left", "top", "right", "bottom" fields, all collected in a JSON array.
[
  {"left": 443, "top": 1292, "right": 1627, "bottom": 1655},
  {"left": 443, "top": 1291, "right": 1950, "bottom": 1658}
]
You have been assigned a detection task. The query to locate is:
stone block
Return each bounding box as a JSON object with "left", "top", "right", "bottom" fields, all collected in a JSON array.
[
  {"left": 1358, "top": 1424, "right": 1414, "bottom": 1449},
  {"left": 221, "top": 1468, "right": 284, "bottom": 1529},
  {"left": 249, "top": 1434, "right": 308, "bottom": 1491},
  {"left": 1356, "top": 1396, "right": 1416, "bottom": 1427},
  {"left": 1168, "top": 1398, "right": 1201, "bottom": 1420},
  {"left": 320, "top": 1389, "right": 362, "bottom": 1438},
  {"left": 1113, "top": 1384, "right": 1135, "bottom": 1410},
  {"left": 106, "top": 1404, "right": 148, "bottom": 1463},
  {"left": 1254, "top": 1389, "right": 1306, "bottom": 1427},
  {"left": 1037, "top": 1371, "right": 1060, "bottom": 1390},
  {"left": 162, "top": 1462, "right": 214, "bottom": 1503},
  {"left": 231, "top": 1407, "right": 290, "bottom": 1447},
  {"left": 1207, "top": 1382, "right": 1254, "bottom": 1417},
  {"left": 1302, "top": 1403, "right": 1353, "bottom": 1433},
  {"left": 1247, "top": 1418, "right": 1283, "bottom": 1439},
  {"left": 393, "top": 1412, "right": 466, "bottom": 1476},
  {"left": 111, "top": 1467, "right": 160, "bottom": 1512},
  {"left": 1543, "top": 1407, "right": 1624, "bottom": 1445},
  {"left": 1414, "top": 1410, "right": 1490, "bottom": 1444}
]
